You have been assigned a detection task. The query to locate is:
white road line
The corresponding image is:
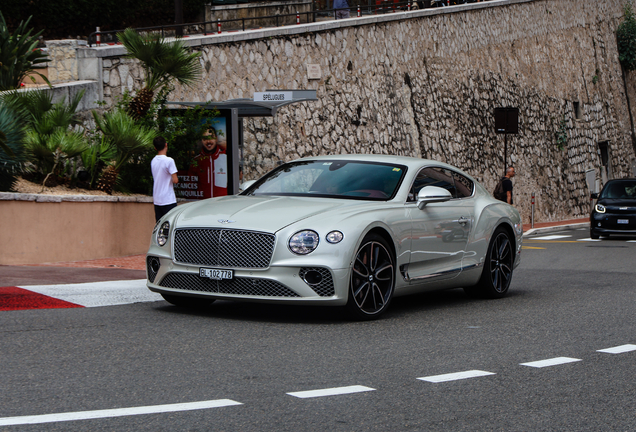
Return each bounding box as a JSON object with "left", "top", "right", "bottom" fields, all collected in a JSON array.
[
  {"left": 417, "top": 370, "right": 496, "bottom": 383},
  {"left": 18, "top": 279, "right": 162, "bottom": 307},
  {"left": 532, "top": 235, "right": 572, "bottom": 240},
  {"left": 520, "top": 357, "right": 582, "bottom": 368},
  {"left": 577, "top": 238, "right": 601, "bottom": 242},
  {"left": 0, "top": 399, "right": 242, "bottom": 426},
  {"left": 287, "top": 385, "right": 375, "bottom": 399},
  {"left": 597, "top": 344, "right": 636, "bottom": 354}
]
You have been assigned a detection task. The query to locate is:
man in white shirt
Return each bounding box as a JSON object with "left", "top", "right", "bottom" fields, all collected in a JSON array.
[{"left": 151, "top": 136, "right": 179, "bottom": 221}]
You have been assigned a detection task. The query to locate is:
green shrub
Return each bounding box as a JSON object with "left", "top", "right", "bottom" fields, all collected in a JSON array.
[
  {"left": 0, "top": 97, "right": 27, "bottom": 191},
  {"left": 617, "top": 1, "right": 636, "bottom": 71}
]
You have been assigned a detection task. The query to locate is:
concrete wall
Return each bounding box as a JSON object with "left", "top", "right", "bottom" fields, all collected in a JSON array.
[
  {"left": 45, "top": 0, "right": 636, "bottom": 224},
  {"left": 0, "top": 193, "right": 155, "bottom": 265}
]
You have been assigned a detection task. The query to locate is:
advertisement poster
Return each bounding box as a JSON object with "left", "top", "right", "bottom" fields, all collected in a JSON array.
[{"left": 174, "top": 115, "right": 229, "bottom": 200}]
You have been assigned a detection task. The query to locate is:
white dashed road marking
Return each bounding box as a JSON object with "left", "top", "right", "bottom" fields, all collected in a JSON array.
[
  {"left": 531, "top": 235, "right": 572, "bottom": 240},
  {"left": 0, "top": 399, "right": 242, "bottom": 427},
  {"left": 520, "top": 357, "right": 582, "bottom": 368},
  {"left": 417, "top": 370, "right": 496, "bottom": 383},
  {"left": 577, "top": 238, "right": 601, "bottom": 242},
  {"left": 287, "top": 385, "right": 375, "bottom": 399},
  {"left": 18, "top": 279, "right": 161, "bottom": 307},
  {"left": 597, "top": 344, "right": 636, "bottom": 354}
]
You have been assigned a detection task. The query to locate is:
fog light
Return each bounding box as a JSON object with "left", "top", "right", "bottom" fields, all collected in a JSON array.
[
  {"left": 150, "top": 258, "right": 160, "bottom": 273},
  {"left": 302, "top": 270, "right": 323, "bottom": 285}
]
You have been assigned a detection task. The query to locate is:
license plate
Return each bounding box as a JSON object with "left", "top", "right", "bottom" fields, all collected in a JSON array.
[
  {"left": 199, "top": 268, "right": 233, "bottom": 280},
  {"left": 617, "top": 219, "right": 630, "bottom": 224}
]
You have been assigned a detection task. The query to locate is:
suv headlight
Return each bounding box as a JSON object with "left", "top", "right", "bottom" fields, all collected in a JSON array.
[
  {"left": 289, "top": 230, "right": 319, "bottom": 255},
  {"left": 157, "top": 222, "right": 170, "bottom": 246},
  {"left": 595, "top": 203, "right": 606, "bottom": 214}
]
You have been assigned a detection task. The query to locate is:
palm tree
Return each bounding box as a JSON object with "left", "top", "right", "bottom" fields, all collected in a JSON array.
[
  {"left": 17, "top": 89, "right": 89, "bottom": 187},
  {"left": 92, "top": 109, "right": 157, "bottom": 194},
  {"left": 117, "top": 28, "right": 202, "bottom": 120},
  {"left": 0, "top": 12, "right": 50, "bottom": 91}
]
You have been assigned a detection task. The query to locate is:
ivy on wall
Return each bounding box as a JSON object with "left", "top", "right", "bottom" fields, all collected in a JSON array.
[{"left": 617, "top": 1, "right": 636, "bottom": 71}]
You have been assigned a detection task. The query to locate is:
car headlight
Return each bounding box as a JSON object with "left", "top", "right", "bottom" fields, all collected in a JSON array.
[
  {"left": 326, "top": 230, "right": 344, "bottom": 244},
  {"left": 595, "top": 203, "right": 606, "bottom": 214},
  {"left": 157, "top": 222, "right": 170, "bottom": 246},
  {"left": 289, "top": 230, "right": 320, "bottom": 255}
]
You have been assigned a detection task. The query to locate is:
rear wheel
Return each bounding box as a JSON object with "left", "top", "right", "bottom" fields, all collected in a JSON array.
[
  {"left": 161, "top": 293, "right": 215, "bottom": 308},
  {"left": 346, "top": 234, "right": 395, "bottom": 320},
  {"left": 465, "top": 227, "right": 514, "bottom": 299}
]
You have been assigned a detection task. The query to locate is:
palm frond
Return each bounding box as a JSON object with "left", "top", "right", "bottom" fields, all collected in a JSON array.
[{"left": 0, "top": 12, "right": 51, "bottom": 91}]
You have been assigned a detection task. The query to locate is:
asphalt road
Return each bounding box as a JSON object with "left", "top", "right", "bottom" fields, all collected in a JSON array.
[{"left": 1, "top": 227, "right": 635, "bottom": 431}]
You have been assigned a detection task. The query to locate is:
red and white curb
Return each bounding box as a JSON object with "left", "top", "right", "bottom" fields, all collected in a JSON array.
[{"left": 1, "top": 279, "right": 161, "bottom": 311}]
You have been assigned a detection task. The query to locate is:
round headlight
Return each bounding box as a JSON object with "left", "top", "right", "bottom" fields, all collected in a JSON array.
[
  {"left": 326, "top": 230, "right": 344, "bottom": 244},
  {"left": 595, "top": 204, "right": 606, "bottom": 214},
  {"left": 157, "top": 222, "right": 170, "bottom": 246},
  {"left": 289, "top": 230, "right": 320, "bottom": 255}
]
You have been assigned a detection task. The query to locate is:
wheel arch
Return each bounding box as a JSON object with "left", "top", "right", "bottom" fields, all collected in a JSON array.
[{"left": 364, "top": 226, "right": 397, "bottom": 260}]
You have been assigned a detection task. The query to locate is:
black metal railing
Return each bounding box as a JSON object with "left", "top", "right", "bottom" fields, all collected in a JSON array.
[{"left": 87, "top": 0, "right": 494, "bottom": 46}]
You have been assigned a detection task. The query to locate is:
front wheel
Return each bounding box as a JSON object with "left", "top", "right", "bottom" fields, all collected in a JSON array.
[
  {"left": 465, "top": 227, "right": 514, "bottom": 299},
  {"left": 346, "top": 234, "right": 395, "bottom": 320},
  {"left": 590, "top": 229, "right": 600, "bottom": 240}
]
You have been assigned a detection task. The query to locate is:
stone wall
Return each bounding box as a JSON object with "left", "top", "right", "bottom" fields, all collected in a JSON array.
[{"left": 48, "top": 0, "right": 636, "bottom": 223}]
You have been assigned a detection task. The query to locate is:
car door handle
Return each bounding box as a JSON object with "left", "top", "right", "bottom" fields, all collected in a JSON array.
[{"left": 458, "top": 216, "right": 469, "bottom": 226}]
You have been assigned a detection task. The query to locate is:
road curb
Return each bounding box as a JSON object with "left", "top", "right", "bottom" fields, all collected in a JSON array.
[{"left": 523, "top": 222, "right": 590, "bottom": 237}]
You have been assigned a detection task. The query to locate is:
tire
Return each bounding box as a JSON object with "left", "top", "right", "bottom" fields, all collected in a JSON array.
[
  {"left": 465, "top": 227, "right": 514, "bottom": 299},
  {"left": 345, "top": 234, "right": 395, "bottom": 320},
  {"left": 161, "top": 293, "right": 215, "bottom": 308},
  {"left": 590, "top": 230, "right": 599, "bottom": 240}
]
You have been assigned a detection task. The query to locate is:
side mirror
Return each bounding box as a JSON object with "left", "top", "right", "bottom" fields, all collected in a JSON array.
[
  {"left": 590, "top": 193, "right": 598, "bottom": 199},
  {"left": 417, "top": 186, "right": 452, "bottom": 209}
]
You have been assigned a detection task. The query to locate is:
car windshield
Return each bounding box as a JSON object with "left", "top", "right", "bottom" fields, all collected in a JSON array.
[
  {"left": 244, "top": 160, "right": 407, "bottom": 200},
  {"left": 599, "top": 180, "right": 636, "bottom": 199}
]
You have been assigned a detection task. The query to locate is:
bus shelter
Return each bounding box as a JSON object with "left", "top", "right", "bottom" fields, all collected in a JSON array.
[{"left": 165, "top": 90, "right": 317, "bottom": 198}]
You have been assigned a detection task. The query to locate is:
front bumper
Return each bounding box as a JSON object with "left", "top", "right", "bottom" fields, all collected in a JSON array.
[
  {"left": 590, "top": 212, "right": 636, "bottom": 236},
  {"left": 146, "top": 255, "right": 351, "bottom": 305}
]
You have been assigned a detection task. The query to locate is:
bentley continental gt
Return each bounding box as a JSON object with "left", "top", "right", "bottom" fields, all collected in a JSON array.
[{"left": 146, "top": 155, "right": 523, "bottom": 320}]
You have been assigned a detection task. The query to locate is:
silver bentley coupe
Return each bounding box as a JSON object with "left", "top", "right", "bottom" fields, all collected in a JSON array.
[{"left": 146, "top": 155, "right": 523, "bottom": 320}]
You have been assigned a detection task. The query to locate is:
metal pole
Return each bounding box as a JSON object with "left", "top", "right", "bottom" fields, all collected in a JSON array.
[
  {"left": 504, "top": 134, "right": 508, "bottom": 176},
  {"left": 531, "top": 192, "right": 535, "bottom": 229}
]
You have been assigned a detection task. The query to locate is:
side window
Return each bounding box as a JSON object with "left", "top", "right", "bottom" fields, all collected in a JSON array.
[
  {"left": 452, "top": 171, "right": 474, "bottom": 198},
  {"left": 408, "top": 167, "right": 456, "bottom": 201}
]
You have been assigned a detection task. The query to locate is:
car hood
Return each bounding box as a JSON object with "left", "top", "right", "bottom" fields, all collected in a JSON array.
[{"left": 174, "top": 195, "right": 372, "bottom": 232}]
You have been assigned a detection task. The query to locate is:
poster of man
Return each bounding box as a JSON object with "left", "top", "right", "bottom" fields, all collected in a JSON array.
[{"left": 179, "top": 117, "right": 228, "bottom": 199}]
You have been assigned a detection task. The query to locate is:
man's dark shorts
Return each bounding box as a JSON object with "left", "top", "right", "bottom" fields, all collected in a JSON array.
[{"left": 154, "top": 203, "right": 177, "bottom": 222}]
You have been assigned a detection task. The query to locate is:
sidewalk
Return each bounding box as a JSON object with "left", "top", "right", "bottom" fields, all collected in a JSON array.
[{"left": 1, "top": 218, "right": 589, "bottom": 287}]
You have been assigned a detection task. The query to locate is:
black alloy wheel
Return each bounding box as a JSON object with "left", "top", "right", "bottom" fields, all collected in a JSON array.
[
  {"left": 346, "top": 234, "right": 395, "bottom": 320},
  {"left": 465, "top": 227, "right": 514, "bottom": 298},
  {"left": 161, "top": 293, "right": 215, "bottom": 308}
]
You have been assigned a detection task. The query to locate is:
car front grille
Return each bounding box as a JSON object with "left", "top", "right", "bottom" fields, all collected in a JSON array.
[
  {"left": 158, "top": 272, "right": 300, "bottom": 297},
  {"left": 173, "top": 228, "right": 275, "bottom": 268}
]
